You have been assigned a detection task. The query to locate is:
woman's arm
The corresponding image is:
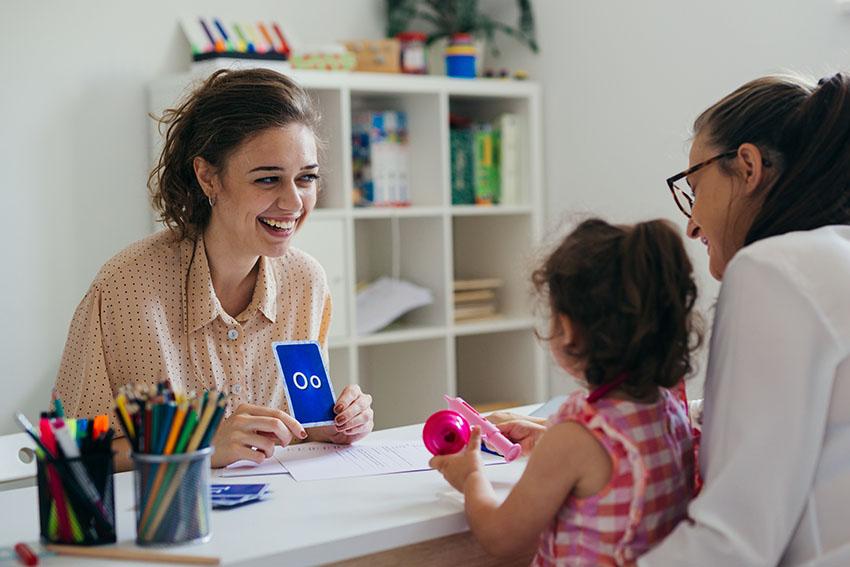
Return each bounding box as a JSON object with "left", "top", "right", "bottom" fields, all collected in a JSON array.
[
  {"left": 640, "top": 253, "right": 841, "bottom": 566},
  {"left": 53, "top": 286, "right": 117, "bottom": 420},
  {"left": 432, "top": 421, "right": 611, "bottom": 557}
]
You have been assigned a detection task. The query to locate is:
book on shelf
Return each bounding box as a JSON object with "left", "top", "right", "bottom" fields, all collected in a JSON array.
[
  {"left": 352, "top": 111, "right": 410, "bottom": 207},
  {"left": 453, "top": 289, "right": 496, "bottom": 304},
  {"left": 454, "top": 303, "right": 498, "bottom": 322},
  {"left": 453, "top": 278, "right": 503, "bottom": 291},
  {"left": 453, "top": 278, "right": 502, "bottom": 323},
  {"left": 449, "top": 113, "right": 521, "bottom": 206},
  {"left": 473, "top": 124, "right": 500, "bottom": 205},
  {"left": 499, "top": 113, "right": 520, "bottom": 206},
  {"left": 450, "top": 127, "right": 475, "bottom": 205}
]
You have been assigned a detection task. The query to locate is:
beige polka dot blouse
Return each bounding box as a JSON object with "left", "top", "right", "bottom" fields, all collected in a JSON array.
[{"left": 52, "top": 229, "right": 332, "bottom": 421}]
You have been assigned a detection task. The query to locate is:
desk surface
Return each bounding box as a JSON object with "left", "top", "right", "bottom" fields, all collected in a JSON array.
[{"left": 0, "top": 405, "right": 539, "bottom": 566}]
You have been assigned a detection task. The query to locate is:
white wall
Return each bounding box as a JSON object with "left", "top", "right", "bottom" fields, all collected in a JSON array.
[
  {"left": 483, "top": 0, "right": 850, "bottom": 398},
  {"left": 0, "top": 1, "right": 384, "bottom": 434}
]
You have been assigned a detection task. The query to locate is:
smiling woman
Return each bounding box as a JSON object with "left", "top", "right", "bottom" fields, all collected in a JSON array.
[
  {"left": 642, "top": 73, "right": 850, "bottom": 566},
  {"left": 52, "top": 69, "right": 374, "bottom": 471}
]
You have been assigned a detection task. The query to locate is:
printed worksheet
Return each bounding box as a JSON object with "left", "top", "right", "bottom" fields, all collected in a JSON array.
[{"left": 220, "top": 440, "right": 506, "bottom": 481}]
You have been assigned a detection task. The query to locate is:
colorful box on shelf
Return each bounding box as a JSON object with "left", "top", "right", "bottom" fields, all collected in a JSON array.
[
  {"left": 181, "top": 17, "right": 291, "bottom": 61},
  {"left": 290, "top": 47, "right": 357, "bottom": 71},
  {"left": 344, "top": 39, "right": 401, "bottom": 73},
  {"left": 352, "top": 111, "right": 411, "bottom": 207}
]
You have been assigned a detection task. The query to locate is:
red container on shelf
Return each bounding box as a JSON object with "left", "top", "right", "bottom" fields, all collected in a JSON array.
[{"left": 397, "top": 31, "right": 428, "bottom": 74}]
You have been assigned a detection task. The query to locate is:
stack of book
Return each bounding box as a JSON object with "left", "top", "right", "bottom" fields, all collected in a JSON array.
[
  {"left": 352, "top": 111, "right": 411, "bottom": 207},
  {"left": 453, "top": 278, "right": 502, "bottom": 322},
  {"left": 450, "top": 113, "right": 520, "bottom": 206}
]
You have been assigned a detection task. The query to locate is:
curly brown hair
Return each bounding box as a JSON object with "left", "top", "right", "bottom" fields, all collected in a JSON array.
[
  {"left": 533, "top": 218, "right": 703, "bottom": 400},
  {"left": 148, "top": 68, "right": 322, "bottom": 240}
]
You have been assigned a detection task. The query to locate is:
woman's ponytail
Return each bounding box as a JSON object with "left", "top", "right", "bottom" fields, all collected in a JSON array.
[{"left": 746, "top": 73, "right": 850, "bottom": 244}]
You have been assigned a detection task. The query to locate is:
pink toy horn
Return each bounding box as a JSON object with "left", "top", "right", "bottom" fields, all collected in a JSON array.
[{"left": 422, "top": 410, "right": 470, "bottom": 456}]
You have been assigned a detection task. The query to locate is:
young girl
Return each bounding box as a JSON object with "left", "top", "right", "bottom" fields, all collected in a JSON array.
[{"left": 430, "top": 218, "right": 702, "bottom": 566}]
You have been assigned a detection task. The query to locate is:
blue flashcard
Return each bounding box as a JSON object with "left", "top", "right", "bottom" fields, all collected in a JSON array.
[{"left": 273, "top": 341, "right": 336, "bottom": 427}]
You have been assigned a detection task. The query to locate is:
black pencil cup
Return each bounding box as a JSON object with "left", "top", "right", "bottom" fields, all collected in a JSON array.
[
  {"left": 132, "top": 447, "right": 213, "bottom": 546},
  {"left": 36, "top": 451, "right": 117, "bottom": 545}
]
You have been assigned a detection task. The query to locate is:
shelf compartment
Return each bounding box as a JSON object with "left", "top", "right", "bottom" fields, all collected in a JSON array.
[
  {"left": 455, "top": 330, "right": 540, "bottom": 410},
  {"left": 306, "top": 88, "right": 349, "bottom": 210},
  {"left": 355, "top": 216, "right": 448, "bottom": 332},
  {"left": 359, "top": 338, "right": 450, "bottom": 429},
  {"left": 448, "top": 95, "right": 532, "bottom": 207},
  {"left": 292, "top": 217, "right": 350, "bottom": 340},
  {"left": 327, "top": 346, "right": 353, "bottom": 387},
  {"left": 452, "top": 215, "right": 534, "bottom": 320},
  {"left": 350, "top": 92, "right": 446, "bottom": 207}
]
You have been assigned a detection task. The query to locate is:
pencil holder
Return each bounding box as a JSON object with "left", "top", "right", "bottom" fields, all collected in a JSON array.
[
  {"left": 36, "top": 452, "right": 117, "bottom": 545},
  {"left": 132, "top": 447, "right": 213, "bottom": 546}
]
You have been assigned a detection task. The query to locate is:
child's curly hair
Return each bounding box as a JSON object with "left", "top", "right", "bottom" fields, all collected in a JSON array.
[{"left": 533, "top": 218, "right": 703, "bottom": 399}]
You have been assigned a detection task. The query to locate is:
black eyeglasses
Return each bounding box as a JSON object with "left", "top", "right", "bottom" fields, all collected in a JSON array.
[{"left": 666, "top": 150, "right": 737, "bottom": 218}]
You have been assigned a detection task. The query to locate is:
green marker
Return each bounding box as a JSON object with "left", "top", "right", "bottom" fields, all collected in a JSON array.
[{"left": 54, "top": 398, "right": 65, "bottom": 418}]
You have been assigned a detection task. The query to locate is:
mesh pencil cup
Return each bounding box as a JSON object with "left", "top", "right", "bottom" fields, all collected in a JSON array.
[
  {"left": 36, "top": 451, "right": 117, "bottom": 545},
  {"left": 132, "top": 447, "right": 213, "bottom": 546}
]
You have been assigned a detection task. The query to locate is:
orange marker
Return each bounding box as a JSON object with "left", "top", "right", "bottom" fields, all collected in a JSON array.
[
  {"left": 92, "top": 415, "right": 108, "bottom": 439},
  {"left": 257, "top": 23, "right": 278, "bottom": 53}
]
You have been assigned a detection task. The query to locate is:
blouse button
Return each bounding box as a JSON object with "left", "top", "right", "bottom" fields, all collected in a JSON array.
[{"left": 227, "top": 328, "right": 239, "bottom": 341}]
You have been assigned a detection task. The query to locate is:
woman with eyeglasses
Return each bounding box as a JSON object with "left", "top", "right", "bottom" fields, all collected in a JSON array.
[{"left": 639, "top": 74, "right": 850, "bottom": 565}]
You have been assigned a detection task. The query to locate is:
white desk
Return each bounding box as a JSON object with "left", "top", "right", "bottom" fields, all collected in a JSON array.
[
  {"left": 0, "top": 406, "right": 540, "bottom": 566},
  {"left": 0, "top": 432, "right": 36, "bottom": 491}
]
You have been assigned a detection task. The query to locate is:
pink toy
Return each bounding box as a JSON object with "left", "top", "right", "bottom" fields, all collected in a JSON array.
[
  {"left": 423, "top": 410, "right": 470, "bottom": 456},
  {"left": 422, "top": 395, "right": 522, "bottom": 462}
]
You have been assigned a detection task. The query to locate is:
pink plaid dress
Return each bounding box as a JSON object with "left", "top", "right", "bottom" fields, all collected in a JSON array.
[{"left": 532, "top": 388, "right": 695, "bottom": 566}]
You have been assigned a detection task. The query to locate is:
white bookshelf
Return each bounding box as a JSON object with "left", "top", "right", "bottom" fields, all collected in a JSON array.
[{"left": 148, "top": 64, "right": 547, "bottom": 429}]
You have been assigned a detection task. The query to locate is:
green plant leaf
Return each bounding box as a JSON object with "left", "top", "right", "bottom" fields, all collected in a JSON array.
[{"left": 386, "top": 0, "right": 539, "bottom": 53}]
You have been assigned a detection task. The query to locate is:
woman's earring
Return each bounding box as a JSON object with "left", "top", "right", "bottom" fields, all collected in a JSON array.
[{"left": 208, "top": 195, "right": 216, "bottom": 207}]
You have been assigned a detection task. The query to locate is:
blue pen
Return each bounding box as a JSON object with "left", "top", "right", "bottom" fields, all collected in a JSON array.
[
  {"left": 76, "top": 418, "right": 88, "bottom": 448},
  {"left": 213, "top": 18, "right": 232, "bottom": 50},
  {"left": 199, "top": 18, "right": 216, "bottom": 45},
  {"left": 480, "top": 442, "right": 501, "bottom": 458}
]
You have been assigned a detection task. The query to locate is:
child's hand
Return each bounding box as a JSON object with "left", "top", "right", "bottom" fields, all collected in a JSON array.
[
  {"left": 495, "top": 419, "right": 546, "bottom": 456},
  {"left": 429, "top": 426, "right": 484, "bottom": 492}
]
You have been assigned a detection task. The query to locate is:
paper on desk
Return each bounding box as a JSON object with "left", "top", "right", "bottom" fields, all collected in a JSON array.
[
  {"left": 220, "top": 440, "right": 505, "bottom": 481},
  {"left": 220, "top": 453, "right": 289, "bottom": 478},
  {"left": 356, "top": 277, "right": 433, "bottom": 335}
]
